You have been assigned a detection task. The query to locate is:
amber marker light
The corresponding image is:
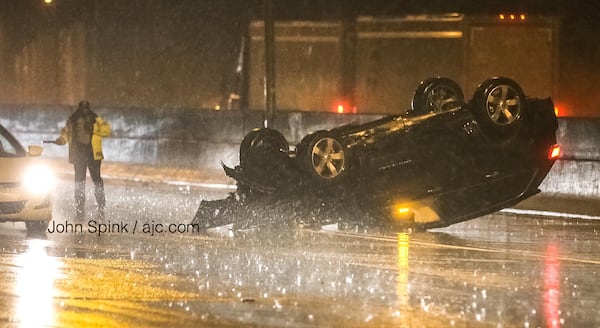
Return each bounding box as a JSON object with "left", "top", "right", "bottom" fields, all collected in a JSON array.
[
  {"left": 392, "top": 204, "right": 415, "bottom": 222},
  {"left": 548, "top": 144, "right": 561, "bottom": 159}
]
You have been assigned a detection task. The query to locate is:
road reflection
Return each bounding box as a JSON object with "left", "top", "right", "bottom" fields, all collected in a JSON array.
[
  {"left": 544, "top": 243, "right": 561, "bottom": 328},
  {"left": 51, "top": 258, "right": 206, "bottom": 327},
  {"left": 5, "top": 234, "right": 235, "bottom": 327},
  {"left": 1, "top": 209, "right": 599, "bottom": 327},
  {"left": 395, "top": 232, "right": 409, "bottom": 313},
  {"left": 14, "top": 238, "right": 61, "bottom": 328}
]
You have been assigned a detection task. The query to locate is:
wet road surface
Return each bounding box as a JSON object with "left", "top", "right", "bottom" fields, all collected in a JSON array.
[{"left": 1, "top": 179, "right": 599, "bottom": 327}]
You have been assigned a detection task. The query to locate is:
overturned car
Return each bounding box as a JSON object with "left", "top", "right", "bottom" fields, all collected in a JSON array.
[{"left": 193, "top": 77, "right": 559, "bottom": 231}]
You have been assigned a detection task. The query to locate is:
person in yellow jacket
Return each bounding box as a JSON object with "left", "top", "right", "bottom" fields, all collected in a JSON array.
[{"left": 55, "top": 100, "right": 111, "bottom": 219}]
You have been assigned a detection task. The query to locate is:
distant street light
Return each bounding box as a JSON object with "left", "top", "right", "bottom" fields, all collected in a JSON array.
[{"left": 44, "top": 0, "right": 52, "bottom": 4}]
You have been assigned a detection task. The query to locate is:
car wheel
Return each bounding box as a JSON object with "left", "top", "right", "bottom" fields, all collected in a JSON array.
[
  {"left": 471, "top": 77, "right": 525, "bottom": 138},
  {"left": 410, "top": 77, "right": 464, "bottom": 116},
  {"left": 25, "top": 221, "right": 48, "bottom": 233},
  {"left": 239, "top": 128, "right": 288, "bottom": 166},
  {"left": 297, "top": 131, "right": 349, "bottom": 184}
]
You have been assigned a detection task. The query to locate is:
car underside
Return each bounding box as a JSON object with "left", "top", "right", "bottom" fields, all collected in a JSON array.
[{"left": 192, "top": 77, "right": 559, "bottom": 232}]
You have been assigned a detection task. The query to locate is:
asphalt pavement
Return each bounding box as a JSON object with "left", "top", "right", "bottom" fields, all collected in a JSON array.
[
  {"left": 47, "top": 159, "right": 237, "bottom": 189},
  {"left": 46, "top": 158, "right": 600, "bottom": 221},
  {"left": 2, "top": 160, "right": 599, "bottom": 327}
]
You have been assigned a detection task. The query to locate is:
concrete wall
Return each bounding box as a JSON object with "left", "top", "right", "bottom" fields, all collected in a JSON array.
[
  {"left": 0, "top": 105, "right": 378, "bottom": 169},
  {"left": 539, "top": 160, "right": 600, "bottom": 198},
  {"left": 556, "top": 118, "right": 600, "bottom": 161},
  {"left": 1, "top": 105, "right": 598, "bottom": 198}
]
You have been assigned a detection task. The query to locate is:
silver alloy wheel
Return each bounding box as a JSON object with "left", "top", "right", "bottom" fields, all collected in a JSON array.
[
  {"left": 486, "top": 85, "right": 521, "bottom": 125},
  {"left": 311, "top": 137, "right": 345, "bottom": 179}
]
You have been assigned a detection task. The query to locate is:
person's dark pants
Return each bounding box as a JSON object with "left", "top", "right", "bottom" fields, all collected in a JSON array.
[{"left": 73, "top": 159, "right": 105, "bottom": 215}]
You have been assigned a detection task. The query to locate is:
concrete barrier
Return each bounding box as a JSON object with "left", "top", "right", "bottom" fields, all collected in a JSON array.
[
  {"left": 556, "top": 118, "right": 600, "bottom": 161},
  {"left": 0, "top": 105, "right": 379, "bottom": 168},
  {"left": 539, "top": 160, "right": 600, "bottom": 198},
  {"left": 1, "top": 105, "right": 598, "bottom": 199}
]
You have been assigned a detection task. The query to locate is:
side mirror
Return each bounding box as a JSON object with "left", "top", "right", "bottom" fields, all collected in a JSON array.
[{"left": 28, "top": 145, "right": 44, "bottom": 157}]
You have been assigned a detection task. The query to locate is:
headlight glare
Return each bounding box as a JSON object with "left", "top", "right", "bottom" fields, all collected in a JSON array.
[{"left": 23, "top": 165, "right": 55, "bottom": 194}]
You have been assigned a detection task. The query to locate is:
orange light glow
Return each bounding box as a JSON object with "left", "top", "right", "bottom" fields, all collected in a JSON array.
[
  {"left": 520, "top": 14, "right": 526, "bottom": 20},
  {"left": 548, "top": 144, "right": 561, "bottom": 159},
  {"left": 553, "top": 103, "right": 571, "bottom": 117},
  {"left": 544, "top": 244, "right": 561, "bottom": 328},
  {"left": 510, "top": 14, "right": 515, "bottom": 20},
  {"left": 396, "top": 233, "right": 410, "bottom": 309},
  {"left": 392, "top": 204, "right": 414, "bottom": 221},
  {"left": 499, "top": 14, "right": 505, "bottom": 20},
  {"left": 334, "top": 101, "right": 357, "bottom": 114}
]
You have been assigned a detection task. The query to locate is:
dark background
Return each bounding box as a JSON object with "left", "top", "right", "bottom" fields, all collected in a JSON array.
[{"left": 0, "top": 0, "right": 599, "bottom": 116}]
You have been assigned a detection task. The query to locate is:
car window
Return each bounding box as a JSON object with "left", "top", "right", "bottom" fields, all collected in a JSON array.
[{"left": 0, "top": 127, "right": 25, "bottom": 158}]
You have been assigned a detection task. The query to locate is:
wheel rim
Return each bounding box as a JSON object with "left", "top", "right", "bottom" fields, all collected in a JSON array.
[
  {"left": 485, "top": 85, "right": 521, "bottom": 125},
  {"left": 311, "top": 137, "right": 345, "bottom": 179},
  {"left": 427, "top": 85, "right": 462, "bottom": 113}
]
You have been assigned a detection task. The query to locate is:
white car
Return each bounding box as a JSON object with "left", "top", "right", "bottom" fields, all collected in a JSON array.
[{"left": 0, "top": 123, "right": 54, "bottom": 233}]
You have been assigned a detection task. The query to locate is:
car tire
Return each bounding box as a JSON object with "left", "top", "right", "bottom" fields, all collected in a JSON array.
[
  {"left": 25, "top": 221, "right": 48, "bottom": 233},
  {"left": 410, "top": 77, "right": 464, "bottom": 116},
  {"left": 297, "top": 131, "right": 349, "bottom": 185},
  {"left": 471, "top": 77, "right": 526, "bottom": 139},
  {"left": 239, "top": 128, "right": 288, "bottom": 167}
]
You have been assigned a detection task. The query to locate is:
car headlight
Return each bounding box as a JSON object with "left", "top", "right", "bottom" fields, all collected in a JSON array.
[{"left": 23, "top": 164, "right": 56, "bottom": 194}]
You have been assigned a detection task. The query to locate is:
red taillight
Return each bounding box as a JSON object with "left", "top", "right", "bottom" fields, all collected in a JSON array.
[
  {"left": 548, "top": 144, "right": 560, "bottom": 159},
  {"left": 337, "top": 104, "right": 345, "bottom": 114}
]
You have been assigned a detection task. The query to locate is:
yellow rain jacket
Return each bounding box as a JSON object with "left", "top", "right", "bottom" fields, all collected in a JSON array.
[
  {"left": 57, "top": 115, "right": 111, "bottom": 162},
  {"left": 91, "top": 117, "right": 111, "bottom": 160}
]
